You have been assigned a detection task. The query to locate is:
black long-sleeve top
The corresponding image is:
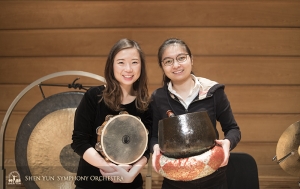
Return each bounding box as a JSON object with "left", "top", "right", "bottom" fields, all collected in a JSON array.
[{"left": 71, "top": 85, "right": 152, "bottom": 189}]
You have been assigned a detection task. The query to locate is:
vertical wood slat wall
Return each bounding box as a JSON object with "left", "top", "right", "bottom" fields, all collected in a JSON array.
[{"left": 0, "top": 1, "right": 299, "bottom": 188}]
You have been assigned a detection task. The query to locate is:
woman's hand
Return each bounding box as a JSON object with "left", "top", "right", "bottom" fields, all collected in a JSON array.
[
  {"left": 215, "top": 139, "right": 231, "bottom": 167},
  {"left": 83, "top": 147, "right": 116, "bottom": 172},
  {"left": 100, "top": 156, "right": 147, "bottom": 183},
  {"left": 152, "top": 144, "right": 161, "bottom": 172},
  {"left": 100, "top": 163, "right": 136, "bottom": 183},
  {"left": 118, "top": 164, "right": 132, "bottom": 172}
]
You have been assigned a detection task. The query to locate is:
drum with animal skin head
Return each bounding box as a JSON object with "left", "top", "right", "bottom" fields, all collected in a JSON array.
[{"left": 95, "top": 111, "right": 148, "bottom": 165}]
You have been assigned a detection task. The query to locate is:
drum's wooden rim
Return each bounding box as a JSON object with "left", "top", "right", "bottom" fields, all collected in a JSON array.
[{"left": 100, "top": 114, "right": 148, "bottom": 164}]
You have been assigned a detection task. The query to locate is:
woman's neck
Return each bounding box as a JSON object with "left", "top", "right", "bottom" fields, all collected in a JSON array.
[
  {"left": 120, "top": 85, "right": 136, "bottom": 105},
  {"left": 172, "top": 76, "right": 194, "bottom": 100}
]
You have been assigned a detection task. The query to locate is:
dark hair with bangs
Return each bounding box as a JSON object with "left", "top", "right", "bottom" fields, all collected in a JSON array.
[{"left": 101, "top": 38, "right": 149, "bottom": 111}]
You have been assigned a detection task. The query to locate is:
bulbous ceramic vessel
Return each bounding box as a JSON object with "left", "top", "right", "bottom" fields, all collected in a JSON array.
[{"left": 158, "top": 111, "right": 217, "bottom": 158}]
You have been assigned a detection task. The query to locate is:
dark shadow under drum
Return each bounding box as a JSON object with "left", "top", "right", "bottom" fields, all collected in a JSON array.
[{"left": 15, "top": 92, "right": 84, "bottom": 189}]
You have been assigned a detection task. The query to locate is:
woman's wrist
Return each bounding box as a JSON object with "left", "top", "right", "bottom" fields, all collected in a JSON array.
[{"left": 153, "top": 144, "right": 159, "bottom": 152}]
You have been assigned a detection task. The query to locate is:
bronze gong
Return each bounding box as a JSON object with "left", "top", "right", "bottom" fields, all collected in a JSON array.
[
  {"left": 158, "top": 111, "right": 217, "bottom": 158},
  {"left": 275, "top": 120, "right": 300, "bottom": 177},
  {"left": 15, "top": 91, "right": 84, "bottom": 189}
]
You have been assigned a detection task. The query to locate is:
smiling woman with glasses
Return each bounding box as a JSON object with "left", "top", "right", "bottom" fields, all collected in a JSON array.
[{"left": 150, "top": 38, "right": 241, "bottom": 189}]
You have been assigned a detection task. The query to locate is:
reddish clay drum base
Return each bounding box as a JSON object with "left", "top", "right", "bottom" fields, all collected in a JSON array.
[{"left": 155, "top": 145, "right": 224, "bottom": 181}]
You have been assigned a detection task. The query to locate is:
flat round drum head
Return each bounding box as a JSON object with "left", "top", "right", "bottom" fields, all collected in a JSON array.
[
  {"left": 101, "top": 114, "right": 148, "bottom": 164},
  {"left": 15, "top": 92, "right": 84, "bottom": 189}
]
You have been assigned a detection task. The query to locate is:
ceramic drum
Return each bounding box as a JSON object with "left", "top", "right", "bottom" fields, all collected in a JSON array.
[
  {"left": 95, "top": 112, "right": 148, "bottom": 165},
  {"left": 156, "top": 111, "right": 224, "bottom": 180}
]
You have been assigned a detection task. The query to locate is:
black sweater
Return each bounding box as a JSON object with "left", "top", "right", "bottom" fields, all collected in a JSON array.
[{"left": 71, "top": 86, "right": 152, "bottom": 189}]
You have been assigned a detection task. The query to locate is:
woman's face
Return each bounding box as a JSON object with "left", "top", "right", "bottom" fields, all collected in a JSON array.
[
  {"left": 113, "top": 48, "right": 141, "bottom": 88},
  {"left": 161, "top": 44, "right": 193, "bottom": 84}
]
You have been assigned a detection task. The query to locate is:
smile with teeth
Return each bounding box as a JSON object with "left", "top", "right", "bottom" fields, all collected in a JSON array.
[
  {"left": 173, "top": 70, "right": 183, "bottom": 74},
  {"left": 123, "top": 75, "right": 133, "bottom": 78}
]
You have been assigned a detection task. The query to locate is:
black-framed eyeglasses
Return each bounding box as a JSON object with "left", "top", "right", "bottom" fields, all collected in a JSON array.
[{"left": 162, "top": 54, "right": 189, "bottom": 66}]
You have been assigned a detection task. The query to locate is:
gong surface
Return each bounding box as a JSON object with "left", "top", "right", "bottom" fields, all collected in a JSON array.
[
  {"left": 276, "top": 121, "right": 300, "bottom": 177},
  {"left": 15, "top": 92, "right": 84, "bottom": 189}
]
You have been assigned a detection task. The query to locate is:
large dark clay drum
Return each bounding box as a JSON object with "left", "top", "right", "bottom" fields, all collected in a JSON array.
[{"left": 159, "top": 111, "right": 217, "bottom": 158}]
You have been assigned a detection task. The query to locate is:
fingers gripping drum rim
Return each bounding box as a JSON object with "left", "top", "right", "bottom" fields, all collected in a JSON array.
[{"left": 95, "top": 111, "right": 148, "bottom": 165}]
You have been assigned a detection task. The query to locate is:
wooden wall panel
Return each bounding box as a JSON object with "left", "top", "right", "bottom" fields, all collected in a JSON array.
[
  {"left": 1, "top": 28, "right": 300, "bottom": 56},
  {"left": 217, "top": 113, "right": 300, "bottom": 142},
  {"left": 0, "top": 57, "right": 108, "bottom": 85},
  {"left": 1, "top": 85, "right": 300, "bottom": 113},
  {"left": 1, "top": 1, "right": 299, "bottom": 29},
  {"left": 224, "top": 85, "right": 300, "bottom": 114},
  {"left": 0, "top": 112, "right": 25, "bottom": 140},
  {"left": 4, "top": 141, "right": 14, "bottom": 160},
  {"left": 1, "top": 56, "right": 300, "bottom": 85},
  {"left": 0, "top": 85, "right": 84, "bottom": 112},
  {"left": 232, "top": 142, "right": 277, "bottom": 165}
]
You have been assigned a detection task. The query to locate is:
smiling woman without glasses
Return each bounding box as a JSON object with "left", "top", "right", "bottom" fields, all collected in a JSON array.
[
  {"left": 150, "top": 38, "right": 241, "bottom": 189},
  {"left": 71, "top": 38, "right": 152, "bottom": 189}
]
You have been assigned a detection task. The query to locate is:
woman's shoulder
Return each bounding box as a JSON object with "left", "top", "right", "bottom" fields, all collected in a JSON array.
[
  {"left": 82, "top": 85, "right": 106, "bottom": 103},
  {"left": 151, "top": 86, "right": 165, "bottom": 97},
  {"left": 196, "top": 77, "right": 225, "bottom": 92},
  {"left": 197, "top": 77, "right": 218, "bottom": 86},
  {"left": 86, "top": 85, "right": 106, "bottom": 95}
]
